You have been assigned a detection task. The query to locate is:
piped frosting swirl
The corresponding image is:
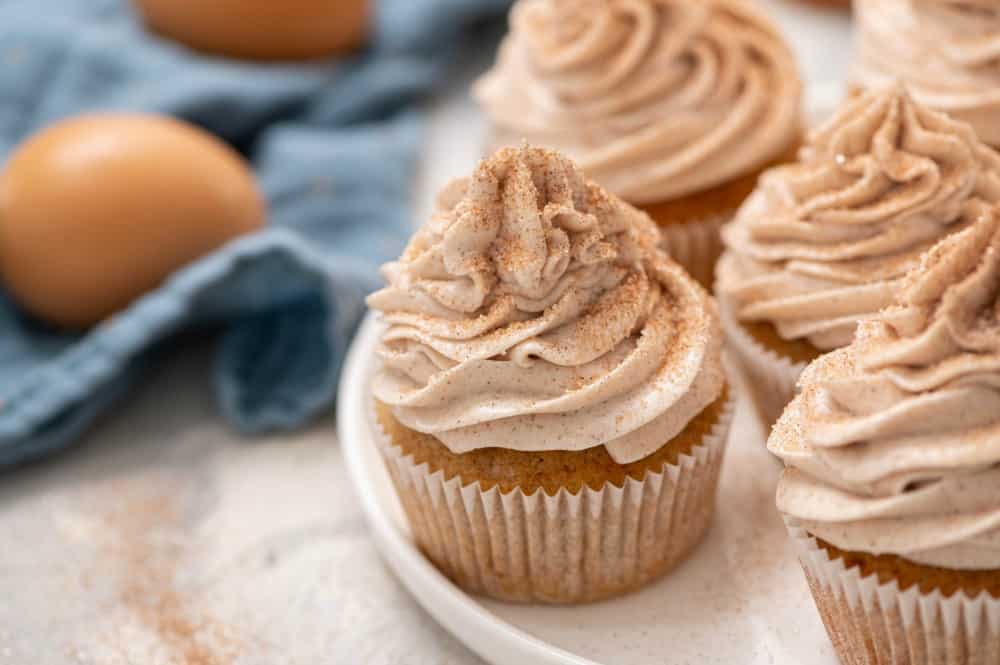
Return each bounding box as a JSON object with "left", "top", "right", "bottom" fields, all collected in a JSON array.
[
  {"left": 854, "top": 0, "right": 1000, "bottom": 147},
  {"left": 769, "top": 207, "right": 1000, "bottom": 570},
  {"left": 718, "top": 84, "right": 1000, "bottom": 351},
  {"left": 473, "top": 0, "right": 802, "bottom": 203},
  {"left": 367, "top": 146, "right": 724, "bottom": 464}
]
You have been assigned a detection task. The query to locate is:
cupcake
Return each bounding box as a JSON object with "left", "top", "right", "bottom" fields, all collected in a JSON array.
[
  {"left": 769, "top": 207, "right": 1000, "bottom": 665},
  {"left": 366, "top": 145, "right": 733, "bottom": 604},
  {"left": 473, "top": 0, "right": 803, "bottom": 287},
  {"left": 716, "top": 84, "right": 1000, "bottom": 428},
  {"left": 854, "top": 0, "right": 1000, "bottom": 148}
]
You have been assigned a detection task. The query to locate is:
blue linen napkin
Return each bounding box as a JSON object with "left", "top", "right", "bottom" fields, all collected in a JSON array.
[{"left": 0, "top": 0, "right": 511, "bottom": 467}]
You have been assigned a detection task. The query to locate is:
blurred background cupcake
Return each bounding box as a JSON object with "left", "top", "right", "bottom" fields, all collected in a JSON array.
[
  {"left": 368, "top": 145, "right": 733, "bottom": 604},
  {"left": 770, "top": 209, "right": 1000, "bottom": 664},
  {"left": 716, "top": 84, "right": 1000, "bottom": 429},
  {"left": 853, "top": 0, "right": 1000, "bottom": 148},
  {"left": 473, "top": 0, "right": 803, "bottom": 287}
]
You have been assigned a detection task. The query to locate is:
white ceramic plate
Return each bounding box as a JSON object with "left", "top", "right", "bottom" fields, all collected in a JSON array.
[
  {"left": 339, "top": 315, "right": 837, "bottom": 665},
  {"left": 339, "top": 82, "right": 845, "bottom": 665}
]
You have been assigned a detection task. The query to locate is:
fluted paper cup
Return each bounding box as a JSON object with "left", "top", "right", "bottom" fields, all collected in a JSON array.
[
  {"left": 371, "top": 392, "right": 736, "bottom": 604},
  {"left": 657, "top": 214, "right": 726, "bottom": 290},
  {"left": 719, "top": 296, "right": 807, "bottom": 432},
  {"left": 786, "top": 519, "right": 1000, "bottom": 665}
]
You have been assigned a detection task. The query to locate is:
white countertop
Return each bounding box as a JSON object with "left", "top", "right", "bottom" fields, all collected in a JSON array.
[
  {"left": 0, "top": 343, "right": 479, "bottom": 665},
  {"left": 0, "top": 5, "right": 852, "bottom": 664}
]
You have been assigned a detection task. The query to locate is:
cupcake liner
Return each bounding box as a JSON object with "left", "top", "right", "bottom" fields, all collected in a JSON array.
[
  {"left": 718, "top": 296, "right": 807, "bottom": 431},
  {"left": 786, "top": 519, "right": 1000, "bottom": 665},
  {"left": 657, "top": 214, "right": 727, "bottom": 290},
  {"left": 371, "top": 391, "right": 736, "bottom": 604}
]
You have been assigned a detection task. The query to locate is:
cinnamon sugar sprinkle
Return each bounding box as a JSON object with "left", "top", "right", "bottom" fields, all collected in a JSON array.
[{"left": 81, "top": 478, "right": 241, "bottom": 665}]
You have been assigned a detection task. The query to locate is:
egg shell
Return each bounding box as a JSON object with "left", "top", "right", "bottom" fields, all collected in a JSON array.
[
  {"left": 0, "top": 113, "right": 266, "bottom": 329},
  {"left": 133, "top": 0, "right": 370, "bottom": 60}
]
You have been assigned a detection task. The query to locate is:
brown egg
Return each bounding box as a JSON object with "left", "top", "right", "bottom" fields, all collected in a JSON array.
[
  {"left": 133, "top": 0, "right": 369, "bottom": 61},
  {"left": 0, "top": 114, "right": 266, "bottom": 329}
]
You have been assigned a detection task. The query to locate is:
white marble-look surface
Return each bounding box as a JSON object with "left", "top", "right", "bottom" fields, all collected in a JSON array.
[
  {"left": 1, "top": 4, "right": 851, "bottom": 664},
  {"left": 0, "top": 343, "right": 480, "bottom": 665}
]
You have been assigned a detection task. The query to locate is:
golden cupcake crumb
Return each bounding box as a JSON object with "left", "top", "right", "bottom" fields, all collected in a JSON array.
[
  {"left": 817, "top": 537, "right": 1000, "bottom": 598},
  {"left": 375, "top": 386, "right": 729, "bottom": 496},
  {"left": 743, "top": 319, "right": 823, "bottom": 365},
  {"left": 638, "top": 141, "right": 801, "bottom": 227}
]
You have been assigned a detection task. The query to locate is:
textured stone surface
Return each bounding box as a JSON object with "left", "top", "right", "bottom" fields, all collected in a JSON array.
[{"left": 0, "top": 343, "right": 482, "bottom": 665}]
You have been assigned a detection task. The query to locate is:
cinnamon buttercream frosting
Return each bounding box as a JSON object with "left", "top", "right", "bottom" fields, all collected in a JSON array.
[
  {"left": 367, "top": 146, "right": 724, "bottom": 464},
  {"left": 769, "top": 207, "right": 1000, "bottom": 570},
  {"left": 718, "top": 84, "right": 1000, "bottom": 351},
  {"left": 472, "top": 0, "right": 802, "bottom": 203},
  {"left": 854, "top": 0, "right": 1000, "bottom": 147}
]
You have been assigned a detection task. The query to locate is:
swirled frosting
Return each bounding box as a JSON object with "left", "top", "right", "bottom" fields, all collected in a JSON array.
[
  {"left": 367, "top": 146, "right": 724, "bottom": 464},
  {"left": 472, "top": 0, "right": 802, "bottom": 203},
  {"left": 718, "top": 84, "right": 1000, "bottom": 351},
  {"left": 854, "top": 0, "right": 1000, "bottom": 147},
  {"left": 769, "top": 208, "right": 1000, "bottom": 570}
]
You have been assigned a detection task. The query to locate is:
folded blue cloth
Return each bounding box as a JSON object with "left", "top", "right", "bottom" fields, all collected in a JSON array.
[{"left": 0, "top": 0, "right": 511, "bottom": 467}]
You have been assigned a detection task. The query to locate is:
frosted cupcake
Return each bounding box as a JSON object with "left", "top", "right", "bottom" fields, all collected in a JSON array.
[
  {"left": 770, "top": 208, "right": 1000, "bottom": 665},
  {"left": 367, "top": 146, "right": 733, "bottom": 604},
  {"left": 717, "top": 84, "right": 1000, "bottom": 428},
  {"left": 473, "top": 0, "right": 803, "bottom": 287},
  {"left": 854, "top": 0, "right": 1000, "bottom": 147}
]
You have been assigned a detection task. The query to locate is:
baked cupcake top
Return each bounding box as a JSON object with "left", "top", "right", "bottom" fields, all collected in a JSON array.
[
  {"left": 769, "top": 207, "right": 1000, "bottom": 570},
  {"left": 718, "top": 84, "right": 1000, "bottom": 351},
  {"left": 367, "top": 145, "right": 723, "bottom": 464},
  {"left": 854, "top": 0, "right": 1000, "bottom": 147},
  {"left": 473, "top": 0, "right": 802, "bottom": 204}
]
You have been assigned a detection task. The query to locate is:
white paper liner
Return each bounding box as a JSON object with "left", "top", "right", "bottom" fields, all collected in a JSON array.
[
  {"left": 370, "top": 391, "right": 736, "bottom": 604},
  {"left": 786, "top": 519, "right": 1000, "bottom": 665},
  {"left": 718, "top": 295, "right": 808, "bottom": 432},
  {"left": 657, "top": 214, "right": 727, "bottom": 290}
]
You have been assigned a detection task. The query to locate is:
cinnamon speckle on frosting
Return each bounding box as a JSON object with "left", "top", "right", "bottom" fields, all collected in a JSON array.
[
  {"left": 718, "top": 83, "right": 1000, "bottom": 350},
  {"left": 769, "top": 205, "right": 1000, "bottom": 570},
  {"left": 367, "top": 145, "right": 723, "bottom": 464}
]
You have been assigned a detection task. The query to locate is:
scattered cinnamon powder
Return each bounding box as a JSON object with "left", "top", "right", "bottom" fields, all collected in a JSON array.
[{"left": 79, "top": 478, "right": 242, "bottom": 664}]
